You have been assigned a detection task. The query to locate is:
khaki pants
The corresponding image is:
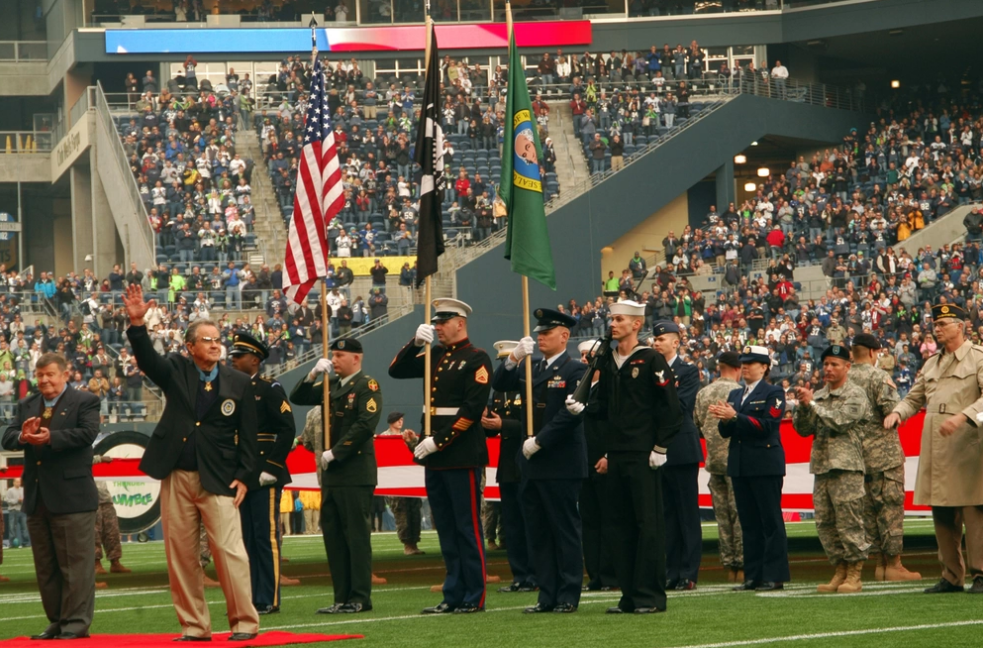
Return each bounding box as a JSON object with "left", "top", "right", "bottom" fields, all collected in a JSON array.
[
  {"left": 611, "top": 155, "right": 624, "bottom": 171},
  {"left": 932, "top": 505, "right": 983, "bottom": 586},
  {"left": 160, "top": 471, "right": 259, "bottom": 638},
  {"left": 304, "top": 508, "right": 319, "bottom": 534}
]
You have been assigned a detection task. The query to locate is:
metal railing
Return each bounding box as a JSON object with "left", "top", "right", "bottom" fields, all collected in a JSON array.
[
  {"left": 0, "top": 40, "right": 46, "bottom": 62},
  {"left": 0, "top": 131, "right": 52, "bottom": 153},
  {"left": 94, "top": 82, "right": 157, "bottom": 259}
]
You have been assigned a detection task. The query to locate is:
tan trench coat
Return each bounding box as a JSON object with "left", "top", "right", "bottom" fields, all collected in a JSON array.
[{"left": 894, "top": 340, "right": 983, "bottom": 507}]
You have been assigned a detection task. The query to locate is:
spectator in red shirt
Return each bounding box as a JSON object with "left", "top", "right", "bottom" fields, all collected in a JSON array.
[
  {"left": 455, "top": 168, "right": 471, "bottom": 200},
  {"left": 766, "top": 224, "right": 785, "bottom": 259}
]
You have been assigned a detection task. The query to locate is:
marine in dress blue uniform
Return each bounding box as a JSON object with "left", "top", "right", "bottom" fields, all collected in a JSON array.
[
  {"left": 483, "top": 341, "right": 537, "bottom": 593},
  {"left": 492, "top": 309, "right": 588, "bottom": 613},
  {"left": 716, "top": 345, "right": 790, "bottom": 591},
  {"left": 389, "top": 299, "right": 493, "bottom": 614},
  {"left": 651, "top": 321, "right": 704, "bottom": 590},
  {"left": 229, "top": 333, "right": 296, "bottom": 615}
]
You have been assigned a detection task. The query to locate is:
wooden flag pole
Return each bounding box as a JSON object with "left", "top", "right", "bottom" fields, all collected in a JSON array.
[
  {"left": 320, "top": 278, "right": 331, "bottom": 452},
  {"left": 422, "top": 8, "right": 433, "bottom": 438},
  {"left": 505, "top": 2, "right": 533, "bottom": 437}
]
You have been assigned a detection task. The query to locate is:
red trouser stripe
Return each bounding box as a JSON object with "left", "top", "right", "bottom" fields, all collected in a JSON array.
[{"left": 468, "top": 472, "right": 487, "bottom": 609}]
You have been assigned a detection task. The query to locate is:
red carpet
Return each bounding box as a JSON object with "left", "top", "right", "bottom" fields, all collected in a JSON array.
[{"left": 0, "top": 631, "right": 362, "bottom": 647}]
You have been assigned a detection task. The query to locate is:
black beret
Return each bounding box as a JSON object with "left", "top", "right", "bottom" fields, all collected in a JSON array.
[
  {"left": 718, "top": 351, "right": 742, "bottom": 369},
  {"left": 387, "top": 411, "right": 404, "bottom": 425},
  {"left": 330, "top": 338, "right": 363, "bottom": 353},
  {"left": 821, "top": 344, "right": 851, "bottom": 361},
  {"left": 852, "top": 333, "right": 880, "bottom": 350}
]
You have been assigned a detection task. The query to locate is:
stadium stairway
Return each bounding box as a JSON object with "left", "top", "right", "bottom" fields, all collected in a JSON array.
[
  {"left": 791, "top": 202, "right": 983, "bottom": 302},
  {"left": 238, "top": 130, "right": 288, "bottom": 269},
  {"left": 548, "top": 101, "right": 591, "bottom": 191}
]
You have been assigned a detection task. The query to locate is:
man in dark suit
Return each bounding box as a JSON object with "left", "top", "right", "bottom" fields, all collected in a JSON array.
[
  {"left": 713, "top": 345, "right": 790, "bottom": 591},
  {"left": 1, "top": 353, "right": 101, "bottom": 640},
  {"left": 291, "top": 337, "right": 381, "bottom": 614},
  {"left": 482, "top": 340, "right": 536, "bottom": 593},
  {"left": 389, "top": 298, "right": 493, "bottom": 615},
  {"left": 229, "top": 332, "right": 296, "bottom": 616},
  {"left": 578, "top": 338, "right": 617, "bottom": 591},
  {"left": 493, "top": 309, "right": 587, "bottom": 613},
  {"left": 122, "top": 284, "right": 260, "bottom": 641},
  {"left": 651, "top": 320, "right": 704, "bottom": 590}
]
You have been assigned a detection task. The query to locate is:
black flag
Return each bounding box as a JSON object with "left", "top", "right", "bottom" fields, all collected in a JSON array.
[{"left": 413, "top": 24, "right": 445, "bottom": 288}]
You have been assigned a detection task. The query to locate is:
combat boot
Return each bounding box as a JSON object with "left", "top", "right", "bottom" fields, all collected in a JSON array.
[
  {"left": 110, "top": 560, "right": 131, "bottom": 574},
  {"left": 817, "top": 561, "right": 847, "bottom": 593},
  {"left": 94, "top": 560, "right": 107, "bottom": 575},
  {"left": 836, "top": 561, "right": 864, "bottom": 593},
  {"left": 873, "top": 553, "right": 885, "bottom": 581},
  {"left": 883, "top": 554, "right": 921, "bottom": 581}
]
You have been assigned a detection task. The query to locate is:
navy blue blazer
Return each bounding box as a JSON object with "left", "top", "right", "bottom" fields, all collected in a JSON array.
[
  {"left": 666, "top": 357, "right": 705, "bottom": 467},
  {"left": 492, "top": 352, "right": 587, "bottom": 481},
  {"left": 718, "top": 380, "right": 786, "bottom": 477}
]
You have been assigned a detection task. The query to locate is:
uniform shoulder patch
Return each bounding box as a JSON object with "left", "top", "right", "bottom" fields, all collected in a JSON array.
[
  {"left": 366, "top": 398, "right": 378, "bottom": 413},
  {"left": 475, "top": 365, "right": 489, "bottom": 384},
  {"left": 367, "top": 378, "right": 379, "bottom": 392},
  {"left": 280, "top": 401, "right": 292, "bottom": 414}
]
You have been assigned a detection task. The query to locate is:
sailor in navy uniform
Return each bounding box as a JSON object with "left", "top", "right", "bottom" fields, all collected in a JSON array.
[
  {"left": 650, "top": 320, "right": 704, "bottom": 590},
  {"left": 229, "top": 332, "right": 296, "bottom": 615},
  {"left": 712, "top": 345, "right": 790, "bottom": 591},
  {"left": 483, "top": 340, "right": 537, "bottom": 593},
  {"left": 389, "top": 298, "right": 493, "bottom": 614},
  {"left": 493, "top": 309, "right": 587, "bottom": 613}
]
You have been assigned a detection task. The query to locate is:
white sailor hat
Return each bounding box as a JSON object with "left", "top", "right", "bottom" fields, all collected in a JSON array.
[
  {"left": 494, "top": 340, "right": 519, "bottom": 359},
  {"left": 431, "top": 298, "right": 472, "bottom": 322},
  {"left": 578, "top": 339, "right": 602, "bottom": 355},
  {"left": 739, "top": 345, "right": 771, "bottom": 364},
  {"left": 608, "top": 300, "right": 645, "bottom": 317}
]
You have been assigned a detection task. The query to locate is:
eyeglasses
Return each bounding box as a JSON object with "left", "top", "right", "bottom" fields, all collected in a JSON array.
[{"left": 198, "top": 336, "right": 222, "bottom": 344}]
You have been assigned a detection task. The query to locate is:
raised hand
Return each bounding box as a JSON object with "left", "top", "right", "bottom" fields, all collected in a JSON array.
[{"left": 123, "top": 284, "right": 155, "bottom": 326}]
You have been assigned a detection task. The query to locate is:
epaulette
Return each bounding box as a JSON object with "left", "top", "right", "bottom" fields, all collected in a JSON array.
[{"left": 971, "top": 345, "right": 983, "bottom": 354}]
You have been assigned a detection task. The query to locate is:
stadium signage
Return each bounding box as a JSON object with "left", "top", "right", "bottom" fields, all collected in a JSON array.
[
  {"left": 51, "top": 116, "right": 91, "bottom": 182},
  {"left": 105, "top": 21, "right": 591, "bottom": 54}
]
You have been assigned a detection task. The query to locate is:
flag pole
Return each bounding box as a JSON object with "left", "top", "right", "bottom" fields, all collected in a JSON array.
[
  {"left": 423, "top": 2, "right": 433, "bottom": 438},
  {"left": 505, "top": 1, "right": 534, "bottom": 438},
  {"left": 311, "top": 12, "right": 331, "bottom": 447}
]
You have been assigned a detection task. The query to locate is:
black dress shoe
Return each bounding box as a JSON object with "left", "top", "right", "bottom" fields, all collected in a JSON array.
[
  {"left": 421, "top": 602, "right": 455, "bottom": 614},
  {"left": 500, "top": 582, "right": 534, "bottom": 593},
  {"left": 675, "top": 579, "right": 696, "bottom": 591},
  {"left": 755, "top": 582, "right": 784, "bottom": 591},
  {"left": 317, "top": 603, "right": 345, "bottom": 614},
  {"left": 925, "top": 578, "right": 964, "bottom": 594},
  {"left": 634, "top": 607, "right": 665, "bottom": 614},
  {"left": 172, "top": 637, "right": 211, "bottom": 642},
  {"left": 257, "top": 605, "right": 279, "bottom": 615},
  {"left": 666, "top": 579, "right": 679, "bottom": 590},
  {"left": 733, "top": 580, "right": 760, "bottom": 591},
  {"left": 523, "top": 603, "right": 554, "bottom": 614},
  {"left": 452, "top": 605, "right": 484, "bottom": 614},
  {"left": 227, "top": 633, "right": 257, "bottom": 641},
  {"left": 606, "top": 606, "right": 629, "bottom": 614},
  {"left": 338, "top": 602, "right": 372, "bottom": 613},
  {"left": 553, "top": 603, "right": 577, "bottom": 613},
  {"left": 31, "top": 632, "right": 58, "bottom": 640},
  {"left": 55, "top": 633, "right": 89, "bottom": 640},
  {"left": 968, "top": 577, "right": 983, "bottom": 594}
]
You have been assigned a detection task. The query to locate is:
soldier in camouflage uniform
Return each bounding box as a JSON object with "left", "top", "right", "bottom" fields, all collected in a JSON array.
[
  {"left": 848, "top": 334, "right": 921, "bottom": 582},
  {"left": 92, "top": 455, "right": 130, "bottom": 575},
  {"left": 794, "top": 344, "right": 870, "bottom": 594},
  {"left": 693, "top": 351, "right": 743, "bottom": 582},
  {"left": 379, "top": 412, "right": 425, "bottom": 555}
]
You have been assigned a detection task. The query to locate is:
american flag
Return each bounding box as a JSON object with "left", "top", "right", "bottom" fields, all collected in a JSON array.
[{"left": 283, "top": 54, "right": 344, "bottom": 304}]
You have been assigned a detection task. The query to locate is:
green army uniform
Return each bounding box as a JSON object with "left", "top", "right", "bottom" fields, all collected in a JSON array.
[
  {"left": 292, "top": 365, "right": 382, "bottom": 611},
  {"left": 693, "top": 377, "right": 743, "bottom": 575},
  {"left": 793, "top": 375, "right": 870, "bottom": 592}
]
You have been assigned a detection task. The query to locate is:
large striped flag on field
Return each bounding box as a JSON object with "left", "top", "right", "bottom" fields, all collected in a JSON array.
[
  {"left": 283, "top": 50, "right": 344, "bottom": 304},
  {"left": 499, "top": 26, "right": 556, "bottom": 290},
  {"left": 413, "top": 23, "right": 445, "bottom": 288}
]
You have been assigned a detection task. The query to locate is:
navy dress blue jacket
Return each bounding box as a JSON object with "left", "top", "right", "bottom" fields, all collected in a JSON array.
[
  {"left": 666, "top": 357, "right": 705, "bottom": 467},
  {"left": 718, "top": 380, "right": 787, "bottom": 477}
]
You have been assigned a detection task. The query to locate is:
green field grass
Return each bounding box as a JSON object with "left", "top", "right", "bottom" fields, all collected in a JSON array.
[{"left": 1, "top": 518, "right": 980, "bottom": 647}]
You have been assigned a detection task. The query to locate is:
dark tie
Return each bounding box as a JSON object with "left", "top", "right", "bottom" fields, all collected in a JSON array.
[{"left": 743, "top": 386, "right": 751, "bottom": 402}]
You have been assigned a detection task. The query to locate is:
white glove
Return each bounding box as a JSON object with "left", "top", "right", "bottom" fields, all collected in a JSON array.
[
  {"left": 321, "top": 450, "right": 335, "bottom": 469},
  {"left": 565, "top": 394, "right": 585, "bottom": 415},
  {"left": 649, "top": 451, "right": 667, "bottom": 470},
  {"left": 308, "top": 357, "right": 333, "bottom": 382},
  {"left": 512, "top": 336, "right": 535, "bottom": 363},
  {"left": 259, "top": 471, "right": 277, "bottom": 486},
  {"left": 522, "top": 437, "right": 541, "bottom": 459},
  {"left": 414, "top": 436, "right": 438, "bottom": 459},
  {"left": 414, "top": 324, "right": 435, "bottom": 347}
]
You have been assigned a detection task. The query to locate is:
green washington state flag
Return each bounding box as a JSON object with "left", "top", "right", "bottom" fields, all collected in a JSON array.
[{"left": 499, "top": 30, "right": 556, "bottom": 290}]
